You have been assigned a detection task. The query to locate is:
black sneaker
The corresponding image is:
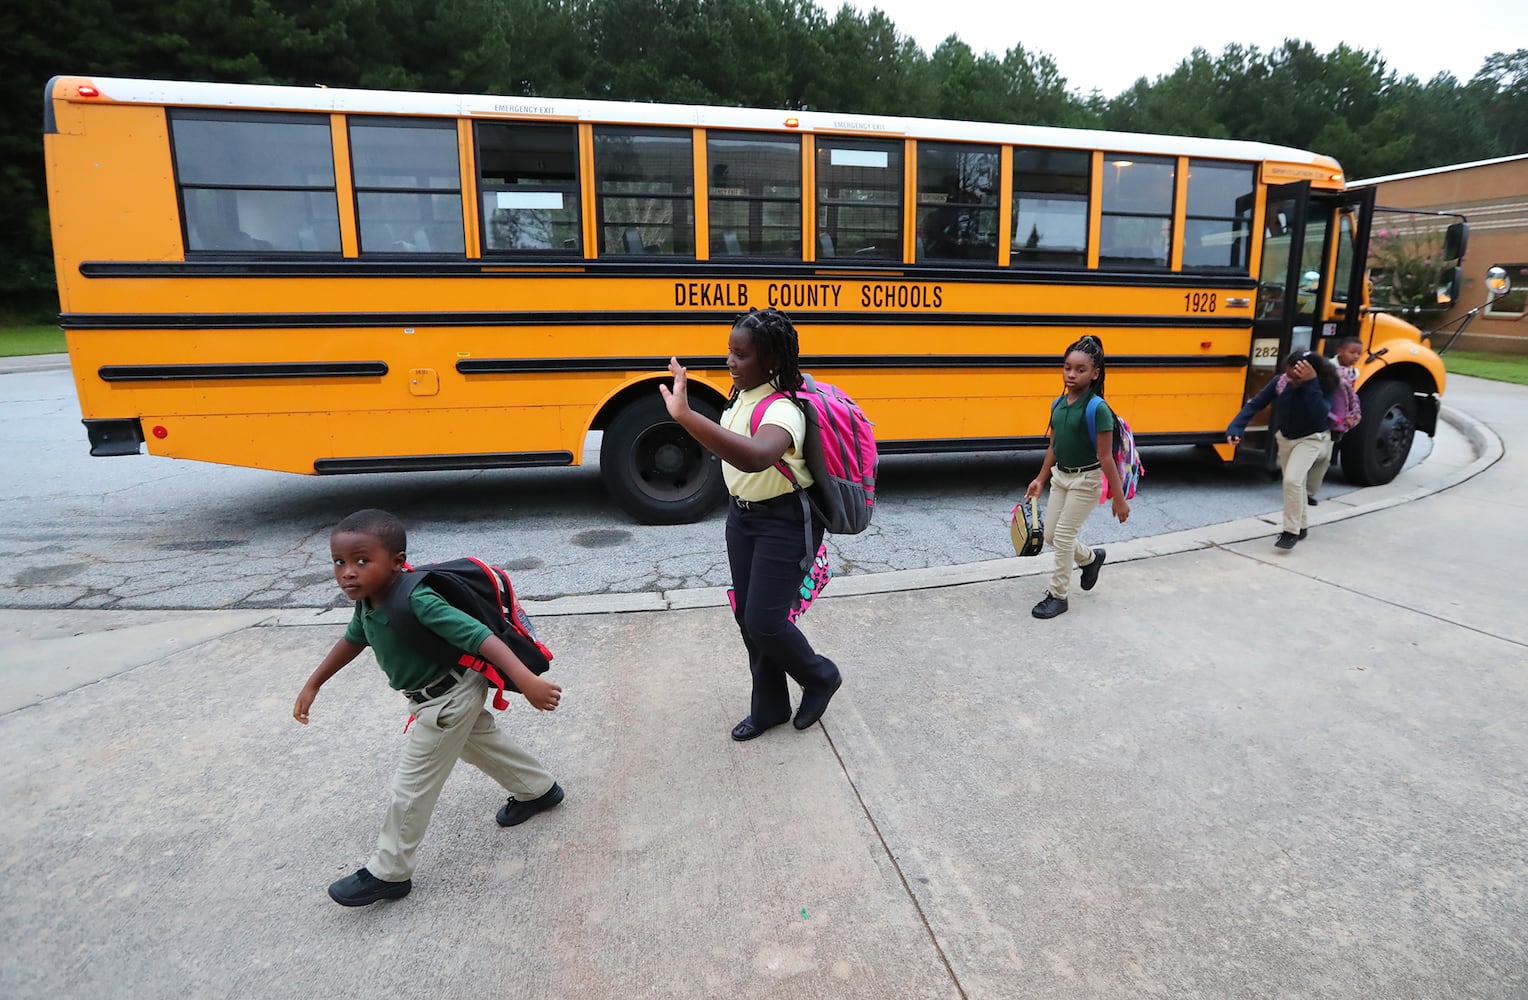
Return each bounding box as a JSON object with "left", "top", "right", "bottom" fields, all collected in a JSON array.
[
  {"left": 1031, "top": 593, "right": 1069, "bottom": 619},
  {"left": 1299, "top": 528, "right": 1308, "bottom": 539},
  {"left": 496, "top": 782, "right": 565, "bottom": 827},
  {"left": 328, "top": 867, "right": 411, "bottom": 907},
  {"left": 1078, "top": 548, "right": 1106, "bottom": 592},
  {"left": 1274, "top": 531, "right": 1299, "bottom": 550},
  {"left": 1308, "top": 496, "right": 1318, "bottom": 506}
]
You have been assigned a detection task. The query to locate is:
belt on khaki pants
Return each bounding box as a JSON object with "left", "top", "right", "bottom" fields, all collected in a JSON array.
[{"left": 405, "top": 669, "right": 464, "bottom": 704}]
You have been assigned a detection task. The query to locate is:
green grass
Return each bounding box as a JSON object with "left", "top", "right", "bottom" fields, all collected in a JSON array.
[
  {"left": 0, "top": 325, "right": 66, "bottom": 358},
  {"left": 1446, "top": 350, "right": 1528, "bottom": 387}
]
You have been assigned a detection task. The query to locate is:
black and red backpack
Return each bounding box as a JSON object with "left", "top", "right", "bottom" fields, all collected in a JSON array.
[{"left": 378, "top": 557, "right": 552, "bottom": 710}]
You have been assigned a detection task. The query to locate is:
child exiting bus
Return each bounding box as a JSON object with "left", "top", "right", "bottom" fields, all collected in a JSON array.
[
  {"left": 1025, "top": 336, "right": 1132, "bottom": 619},
  {"left": 1226, "top": 351, "right": 1337, "bottom": 549}
]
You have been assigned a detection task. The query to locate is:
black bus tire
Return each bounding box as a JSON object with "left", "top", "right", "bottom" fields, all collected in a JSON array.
[
  {"left": 600, "top": 393, "right": 726, "bottom": 524},
  {"left": 1340, "top": 379, "right": 1417, "bottom": 486}
]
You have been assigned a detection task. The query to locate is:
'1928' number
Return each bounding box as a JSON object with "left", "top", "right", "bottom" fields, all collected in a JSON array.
[{"left": 1184, "top": 292, "right": 1218, "bottom": 313}]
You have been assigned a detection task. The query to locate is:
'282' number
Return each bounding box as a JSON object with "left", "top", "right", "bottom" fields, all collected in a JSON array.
[{"left": 1184, "top": 291, "right": 1218, "bottom": 313}]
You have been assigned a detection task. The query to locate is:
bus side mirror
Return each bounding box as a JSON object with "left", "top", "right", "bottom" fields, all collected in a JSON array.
[
  {"left": 1486, "top": 265, "right": 1511, "bottom": 302},
  {"left": 1443, "top": 221, "right": 1468, "bottom": 262},
  {"left": 1436, "top": 266, "right": 1462, "bottom": 306}
]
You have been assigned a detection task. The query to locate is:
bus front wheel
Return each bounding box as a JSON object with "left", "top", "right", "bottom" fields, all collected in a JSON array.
[
  {"left": 1340, "top": 379, "right": 1417, "bottom": 486},
  {"left": 600, "top": 394, "right": 726, "bottom": 524}
]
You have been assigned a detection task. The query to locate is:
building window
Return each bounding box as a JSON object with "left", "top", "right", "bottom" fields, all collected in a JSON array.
[
  {"left": 1100, "top": 155, "right": 1174, "bottom": 268},
  {"left": 350, "top": 119, "right": 464, "bottom": 255},
  {"left": 1485, "top": 263, "right": 1528, "bottom": 317},
  {"left": 917, "top": 143, "right": 998, "bottom": 263},
  {"left": 1182, "top": 160, "right": 1254, "bottom": 272},
  {"left": 170, "top": 110, "right": 340, "bottom": 254},
  {"left": 595, "top": 128, "right": 695, "bottom": 256},
  {"left": 477, "top": 122, "right": 581, "bottom": 254},
  {"left": 816, "top": 138, "right": 902, "bottom": 261},
  {"left": 707, "top": 133, "right": 801, "bottom": 258},
  {"left": 1012, "top": 149, "right": 1090, "bottom": 267}
]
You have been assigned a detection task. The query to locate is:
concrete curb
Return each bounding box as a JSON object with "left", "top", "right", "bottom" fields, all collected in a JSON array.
[
  {"left": 263, "top": 403, "right": 1503, "bottom": 624},
  {"left": 0, "top": 353, "right": 69, "bottom": 375}
]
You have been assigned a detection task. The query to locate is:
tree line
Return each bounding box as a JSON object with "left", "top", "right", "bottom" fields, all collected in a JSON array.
[{"left": 4, "top": 0, "right": 1524, "bottom": 305}]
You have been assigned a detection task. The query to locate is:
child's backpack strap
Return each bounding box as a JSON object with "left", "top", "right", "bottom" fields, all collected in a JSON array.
[
  {"left": 1052, "top": 393, "right": 1106, "bottom": 447},
  {"left": 382, "top": 559, "right": 551, "bottom": 711},
  {"left": 747, "top": 389, "right": 801, "bottom": 481},
  {"left": 746, "top": 388, "right": 816, "bottom": 570}
]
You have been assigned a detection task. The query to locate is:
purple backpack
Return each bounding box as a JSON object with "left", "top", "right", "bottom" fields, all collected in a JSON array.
[
  {"left": 749, "top": 374, "right": 878, "bottom": 564},
  {"left": 1329, "top": 373, "right": 1362, "bottom": 432}
]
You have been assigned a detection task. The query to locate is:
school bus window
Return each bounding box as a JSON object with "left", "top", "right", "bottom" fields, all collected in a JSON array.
[
  {"left": 1011, "top": 148, "right": 1090, "bottom": 267},
  {"left": 1182, "top": 160, "right": 1253, "bottom": 272},
  {"left": 917, "top": 142, "right": 998, "bottom": 263},
  {"left": 594, "top": 128, "right": 695, "bottom": 256},
  {"left": 477, "top": 122, "right": 581, "bottom": 254},
  {"left": 170, "top": 110, "right": 340, "bottom": 254},
  {"left": 707, "top": 133, "right": 801, "bottom": 258},
  {"left": 1100, "top": 155, "right": 1174, "bottom": 268},
  {"left": 350, "top": 119, "right": 464, "bottom": 255},
  {"left": 816, "top": 138, "right": 902, "bottom": 261},
  {"left": 1330, "top": 209, "right": 1357, "bottom": 302}
]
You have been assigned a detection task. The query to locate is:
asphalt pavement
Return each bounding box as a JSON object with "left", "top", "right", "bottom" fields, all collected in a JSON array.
[
  {"left": 0, "top": 358, "right": 1429, "bottom": 610},
  {"left": 0, "top": 374, "right": 1524, "bottom": 1000}
]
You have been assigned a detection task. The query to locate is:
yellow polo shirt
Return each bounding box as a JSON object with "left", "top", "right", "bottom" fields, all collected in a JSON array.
[{"left": 720, "top": 382, "right": 813, "bottom": 501}]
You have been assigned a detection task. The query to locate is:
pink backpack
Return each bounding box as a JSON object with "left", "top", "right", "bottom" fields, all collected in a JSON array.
[{"left": 749, "top": 374, "right": 878, "bottom": 559}]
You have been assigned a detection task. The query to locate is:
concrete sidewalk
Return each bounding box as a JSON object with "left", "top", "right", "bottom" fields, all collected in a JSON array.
[{"left": 1, "top": 377, "right": 1524, "bottom": 1000}]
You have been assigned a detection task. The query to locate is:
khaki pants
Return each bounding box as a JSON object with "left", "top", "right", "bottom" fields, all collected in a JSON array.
[
  {"left": 1275, "top": 431, "right": 1332, "bottom": 533},
  {"left": 369, "top": 671, "right": 555, "bottom": 882},
  {"left": 1044, "top": 466, "right": 1102, "bottom": 599}
]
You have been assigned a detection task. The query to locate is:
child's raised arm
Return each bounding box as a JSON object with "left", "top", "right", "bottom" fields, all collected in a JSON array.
[
  {"left": 477, "top": 634, "right": 563, "bottom": 712},
  {"left": 293, "top": 637, "right": 366, "bottom": 724},
  {"left": 658, "top": 357, "right": 794, "bottom": 472}
]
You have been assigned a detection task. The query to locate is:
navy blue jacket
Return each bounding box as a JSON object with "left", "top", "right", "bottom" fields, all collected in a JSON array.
[{"left": 1227, "top": 376, "right": 1332, "bottom": 441}]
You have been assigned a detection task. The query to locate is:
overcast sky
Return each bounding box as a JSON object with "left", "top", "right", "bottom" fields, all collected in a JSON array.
[{"left": 841, "top": 0, "right": 1526, "bottom": 97}]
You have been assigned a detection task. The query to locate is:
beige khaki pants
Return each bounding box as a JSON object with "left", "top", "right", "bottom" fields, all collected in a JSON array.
[
  {"left": 369, "top": 671, "right": 555, "bottom": 882},
  {"left": 1275, "top": 430, "right": 1332, "bottom": 533},
  {"left": 1044, "top": 466, "right": 1102, "bottom": 599}
]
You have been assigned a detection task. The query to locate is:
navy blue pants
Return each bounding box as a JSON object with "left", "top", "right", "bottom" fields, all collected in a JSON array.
[{"left": 725, "top": 498, "right": 840, "bottom": 725}]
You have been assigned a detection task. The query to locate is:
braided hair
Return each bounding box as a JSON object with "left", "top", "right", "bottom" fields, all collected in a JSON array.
[
  {"left": 732, "top": 307, "right": 804, "bottom": 399},
  {"left": 1064, "top": 334, "right": 1107, "bottom": 398}
]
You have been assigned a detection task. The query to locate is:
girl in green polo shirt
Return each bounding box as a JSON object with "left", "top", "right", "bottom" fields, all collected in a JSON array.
[{"left": 1024, "top": 336, "right": 1132, "bottom": 619}]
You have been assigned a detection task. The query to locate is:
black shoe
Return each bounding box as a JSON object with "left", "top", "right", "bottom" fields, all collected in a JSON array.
[
  {"left": 731, "top": 715, "right": 787, "bottom": 741},
  {"left": 328, "top": 867, "right": 411, "bottom": 907},
  {"left": 1308, "top": 496, "right": 1318, "bottom": 506},
  {"left": 496, "top": 782, "right": 564, "bottom": 827},
  {"left": 793, "top": 671, "right": 843, "bottom": 730},
  {"left": 1274, "top": 531, "right": 1299, "bottom": 550},
  {"left": 1078, "top": 548, "right": 1106, "bottom": 592},
  {"left": 1032, "top": 593, "right": 1069, "bottom": 619},
  {"left": 1299, "top": 528, "right": 1308, "bottom": 539}
]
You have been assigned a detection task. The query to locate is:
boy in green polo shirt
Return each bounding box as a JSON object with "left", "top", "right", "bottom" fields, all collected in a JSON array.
[{"left": 293, "top": 509, "right": 564, "bottom": 906}]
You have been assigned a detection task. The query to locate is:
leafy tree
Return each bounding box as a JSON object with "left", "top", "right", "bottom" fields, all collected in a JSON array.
[
  {"left": 2, "top": 1, "right": 1522, "bottom": 309},
  {"left": 1469, "top": 49, "right": 1528, "bottom": 153}
]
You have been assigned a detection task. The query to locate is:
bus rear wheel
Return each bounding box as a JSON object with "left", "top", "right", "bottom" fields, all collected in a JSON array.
[
  {"left": 600, "top": 394, "right": 725, "bottom": 524},
  {"left": 1340, "top": 379, "right": 1417, "bottom": 486}
]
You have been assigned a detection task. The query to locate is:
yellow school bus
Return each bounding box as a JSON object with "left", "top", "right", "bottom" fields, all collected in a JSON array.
[{"left": 42, "top": 75, "right": 1454, "bottom": 523}]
